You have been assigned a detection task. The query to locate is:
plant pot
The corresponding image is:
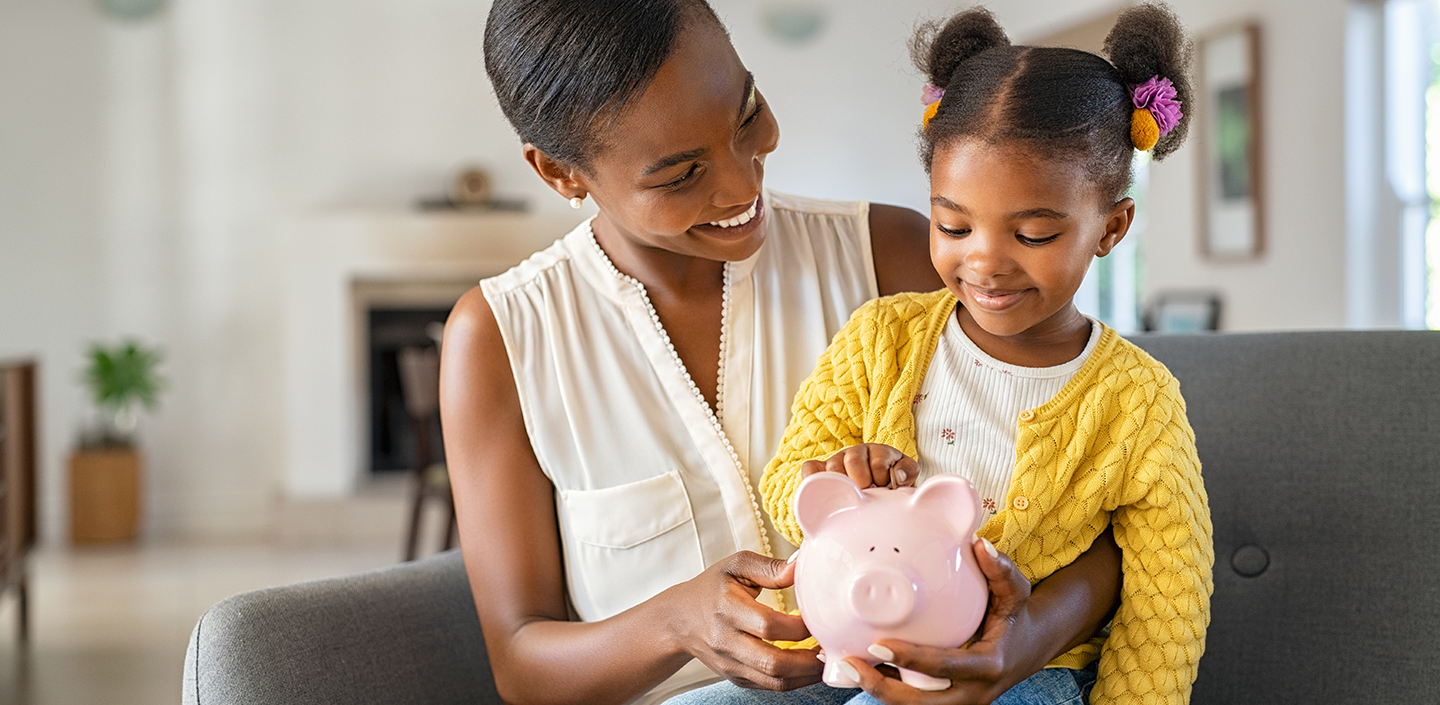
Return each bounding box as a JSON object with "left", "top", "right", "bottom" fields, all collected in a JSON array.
[{"left": 70, "top": 447, "right": 141, "bottom": 543}]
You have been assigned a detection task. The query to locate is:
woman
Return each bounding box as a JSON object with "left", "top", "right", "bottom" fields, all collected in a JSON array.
[{"left": 439, "top": 2, "right": 1122, "bottom": 704}]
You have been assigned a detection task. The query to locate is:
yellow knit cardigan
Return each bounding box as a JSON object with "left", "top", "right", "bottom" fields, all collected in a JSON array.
[{"left": 760, "top": 290, "right": 1213, "bottom": 705}]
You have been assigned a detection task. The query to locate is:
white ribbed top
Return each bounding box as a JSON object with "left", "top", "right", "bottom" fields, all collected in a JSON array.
[{"left": 913, "top": 312, "right": 1101, "bottom": 518}]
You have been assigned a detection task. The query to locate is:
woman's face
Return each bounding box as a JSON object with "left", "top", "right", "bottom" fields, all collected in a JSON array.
[
  {"left": 571, "top": 19, "right": 780, "bottom": 262},
  {"left": 928, "top": 139, "right": 1131, "bottom": 341}
]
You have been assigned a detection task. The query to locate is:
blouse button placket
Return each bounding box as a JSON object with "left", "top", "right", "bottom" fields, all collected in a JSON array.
[{"left": 588, "top": 229, "right": 776, "bottom": 568}]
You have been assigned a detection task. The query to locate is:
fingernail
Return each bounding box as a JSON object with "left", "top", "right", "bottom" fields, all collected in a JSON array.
[
  {"left": 815, "top": 652, "right": 826, "bottom": 663},
  {"left": 894, "top": 469, "right": 908, "bottom": 484},
  {"left": 867, "top": 644, "right": 895, "bottom": 662},
  {"left": 837, "top": 660, "right": 860, "bottom": 683},
  {"left": 981, "top": 538, "right": 998, "bottom": 559}
]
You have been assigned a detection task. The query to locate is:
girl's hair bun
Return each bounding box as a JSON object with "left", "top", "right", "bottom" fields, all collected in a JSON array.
[
  {"left": 1103, "top": 3, "right": 1194, "bottom": 159},
  {"left": 910, "top": 7, "right": 1011, "bottom": 89}
]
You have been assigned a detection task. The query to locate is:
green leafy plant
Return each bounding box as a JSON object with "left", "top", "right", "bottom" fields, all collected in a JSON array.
[{"left": 81, "top": 340, "right": 165, "bottom": 448}]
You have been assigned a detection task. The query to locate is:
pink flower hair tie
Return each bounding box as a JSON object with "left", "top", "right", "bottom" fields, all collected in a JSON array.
[
  {"left": 921, "top": 83, "right": 945, "bottom": 129},
  {"left": 1128, "top": 76, "right": 1182, "bottom": 151}
]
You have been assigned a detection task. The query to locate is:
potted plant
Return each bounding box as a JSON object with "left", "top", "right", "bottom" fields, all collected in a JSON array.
[{"left": 70, "top": 340, "right": 164, "bottom": 543}]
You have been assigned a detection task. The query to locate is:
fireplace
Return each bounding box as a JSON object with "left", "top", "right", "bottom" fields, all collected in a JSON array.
[
  {"left": 279, "top": 209, "right": 585, "bottom": 496},
  {"left": 366, "top": 307, "right": 450, "bottom": 474}
]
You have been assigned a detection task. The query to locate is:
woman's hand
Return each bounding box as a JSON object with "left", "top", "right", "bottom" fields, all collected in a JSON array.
[
  {"left": 800, "top": 443, "right": 918, "bottom": 489},
  {"left": 835, "top": 538, "right": 1064, "bottom": 704},
  {"left": 663, "top": 550, "right": 825, "bottom": 691}
]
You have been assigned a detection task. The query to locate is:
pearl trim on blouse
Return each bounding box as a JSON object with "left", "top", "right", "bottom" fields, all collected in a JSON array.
[
  {"left": 715, "top": 264, "right": 730, "bottom": 425},
  {"left": 586, "top": 227, "right": 776, "bottom": 566}
]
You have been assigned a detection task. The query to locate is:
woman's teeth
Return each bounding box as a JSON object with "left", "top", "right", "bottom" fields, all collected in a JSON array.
[{"left": 707, "top": 200, "right": 758, "bottom": 229}]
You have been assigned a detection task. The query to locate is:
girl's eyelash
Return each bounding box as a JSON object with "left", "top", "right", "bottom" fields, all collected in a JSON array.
[{"left": 937, "top": 225, "right": 1058, "bottom": 245}]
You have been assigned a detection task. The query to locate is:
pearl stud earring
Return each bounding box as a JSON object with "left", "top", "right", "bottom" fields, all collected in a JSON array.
[{"left": 569, "top": 195, "right": 584, "bottom": 209}]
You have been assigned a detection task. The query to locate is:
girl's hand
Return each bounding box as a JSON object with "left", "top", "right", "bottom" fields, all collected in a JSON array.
[
  {"left": 837, "top": 538, "right": 1049, "bottom": 704},
  {"left": 800, "top": 443, "right": 918, "bottom": 489},
  {"left": 664, "top": 551, "right": 825, "bottom": 691}
]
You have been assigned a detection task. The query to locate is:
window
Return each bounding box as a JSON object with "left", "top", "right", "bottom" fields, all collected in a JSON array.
[
  {"left": 1347, "top": 0, "right": 1438, "bottom": 329},
  {"left": 1076, "top": 152, "right": 1148, "bottom": 334}
]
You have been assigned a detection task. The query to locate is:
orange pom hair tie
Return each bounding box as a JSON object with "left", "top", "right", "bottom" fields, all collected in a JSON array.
[
  {"left": 1130, "top": 108, "right": 1161, "bottom": 152},
  {"left": 921, "top": 83, "right": 944, "bottom": 129}
]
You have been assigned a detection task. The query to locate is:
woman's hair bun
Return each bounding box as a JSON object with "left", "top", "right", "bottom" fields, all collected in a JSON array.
[
  {"left": 1103, "top": 3, "right": 1194, "bottom": 159},
  {"left": 910, "top": 7, "right": 1010, "bottom": 89}
]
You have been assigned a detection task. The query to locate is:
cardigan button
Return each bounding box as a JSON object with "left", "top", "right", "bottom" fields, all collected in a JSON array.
[
  {"left": 1019, "top": 410, "right": 1035, "bottom": 422},
  {"left": 1012, "top": 496, "right": 1030, "bottom": 511}
]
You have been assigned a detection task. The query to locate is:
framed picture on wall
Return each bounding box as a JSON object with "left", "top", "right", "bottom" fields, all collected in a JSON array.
[{"left": 1197, "top": 24, "right": 1264, "bottom": 261}]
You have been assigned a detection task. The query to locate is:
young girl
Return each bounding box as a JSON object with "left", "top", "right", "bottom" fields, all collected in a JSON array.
[{"left": 748, "top": 4, "right": 1212, "bottom": 705}]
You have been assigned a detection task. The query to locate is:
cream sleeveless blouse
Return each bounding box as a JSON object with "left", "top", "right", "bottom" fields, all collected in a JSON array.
[{"left": 481, "top": 191, "right": 877, "bottom": 702}]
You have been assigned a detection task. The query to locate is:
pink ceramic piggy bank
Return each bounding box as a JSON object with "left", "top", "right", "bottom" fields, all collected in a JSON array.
[{"left": 792, "top": 473, "right": 988, "bottom": 691}]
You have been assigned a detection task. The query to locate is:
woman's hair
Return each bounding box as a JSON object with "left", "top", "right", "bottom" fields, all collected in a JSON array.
[
  {"left": 911, "top": 4, "right": 1193, "bottom": 202},
  {"left": 484, "top": 0, "right": 722, "bottom": 171}
]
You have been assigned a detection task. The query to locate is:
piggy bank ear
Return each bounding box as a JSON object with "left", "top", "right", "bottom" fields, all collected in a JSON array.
[
  {"left": 911, "top": 475, "right": 983, "bottom": 537},
  {"left": 794, "top": 473, "right": 865, "bottom": 536}
]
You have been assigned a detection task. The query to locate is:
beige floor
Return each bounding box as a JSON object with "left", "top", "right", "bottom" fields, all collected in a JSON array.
[{"left": 0, "top": 479, "right": 451, "bottom": 705}]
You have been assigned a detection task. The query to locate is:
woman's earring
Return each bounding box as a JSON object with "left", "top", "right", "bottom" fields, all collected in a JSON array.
[{"left": 569, "top": 195, "right": 585, "bottom": 209}]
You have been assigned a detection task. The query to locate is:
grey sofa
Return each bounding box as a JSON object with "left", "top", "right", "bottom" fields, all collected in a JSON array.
[{"left": 184, "top": 331, "right": 1440, "bottom": 704}]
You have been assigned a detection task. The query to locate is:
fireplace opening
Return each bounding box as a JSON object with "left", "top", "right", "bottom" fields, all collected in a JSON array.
[{"left": 367, "top": 307, "right": 451, "bottom": 474}]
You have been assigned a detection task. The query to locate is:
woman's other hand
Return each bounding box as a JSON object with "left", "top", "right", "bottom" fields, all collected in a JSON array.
[
  {"left": 835, "top": 538, "right": 1059, "bottom": 704},
  {"left": 799, "top": 443, "right": 919, "bottom": 489},
  {"left": 664, "top": 551, "right": 824, "bottom": 690}
]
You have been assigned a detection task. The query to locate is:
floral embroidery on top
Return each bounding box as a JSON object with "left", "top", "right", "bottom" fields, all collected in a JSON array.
[
  {"left": 972, "top": 357, "right": 1013, "bottom": 376},
  {"left": 912, "top": 392, "right": 928, "bottom": 406},
  {"left": 982, "top": 497, "right": 997, "bottom": 515},
  {"left": 941, "top": 428, "right": 955, "bottom": 445}
]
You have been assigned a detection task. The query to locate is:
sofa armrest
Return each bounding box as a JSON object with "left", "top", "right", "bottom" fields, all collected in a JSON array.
[{"left": 183, "top": 549, "right": 503, "bottom": 705}]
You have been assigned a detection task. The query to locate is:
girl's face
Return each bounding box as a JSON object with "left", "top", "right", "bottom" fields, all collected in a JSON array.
[
  {"left": 544, "top": 19, "right": 780, "bottom": 263},
  {"left": 929, "top": 140, "right": 1133, "bottom": 345}
]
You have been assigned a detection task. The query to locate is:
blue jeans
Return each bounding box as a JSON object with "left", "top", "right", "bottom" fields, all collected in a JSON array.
[{"left": 663, "top": 660, "right": 1099, "bottom": 705}]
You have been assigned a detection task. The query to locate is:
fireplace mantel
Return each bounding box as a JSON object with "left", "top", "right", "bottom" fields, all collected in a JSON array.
[{"left": 280, "top": 209, "right": 587, "bottom": 497}]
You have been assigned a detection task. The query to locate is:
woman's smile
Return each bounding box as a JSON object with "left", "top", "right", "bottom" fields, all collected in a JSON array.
[{"left": 691, "top": 195, "right": 765, "bottom": 241}]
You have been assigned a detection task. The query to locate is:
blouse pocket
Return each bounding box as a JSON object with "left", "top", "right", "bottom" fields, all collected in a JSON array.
[{"left": 559, "top": 470, "right": 704, "bottom": 620}]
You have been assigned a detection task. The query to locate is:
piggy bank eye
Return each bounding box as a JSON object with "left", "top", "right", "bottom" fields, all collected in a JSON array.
[
  {"left": 893, "top": 547, "right": 901, "bottom": 553},
  {"left": 869, "top": 546, "right": 875, "bottom": 552}
]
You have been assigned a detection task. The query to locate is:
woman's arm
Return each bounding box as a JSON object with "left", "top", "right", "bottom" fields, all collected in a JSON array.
[
  {"left": 870, "top": 204, "right": 944, "bottom": 296},
  {"left": 440, "top": 288, "right": 825, "bottom": 705}
]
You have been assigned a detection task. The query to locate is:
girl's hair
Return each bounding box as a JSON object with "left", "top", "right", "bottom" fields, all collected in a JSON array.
[
  {"left": 911, "top": 4, "right": 1193, "bottom": 202},
  {"left": 484, "top": 0, "right": 723, "bottom": 171}
]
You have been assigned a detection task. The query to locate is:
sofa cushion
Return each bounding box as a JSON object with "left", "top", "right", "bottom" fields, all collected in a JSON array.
[{"left": 1134, "top": 331, "right": 1440, "bottom": 703}]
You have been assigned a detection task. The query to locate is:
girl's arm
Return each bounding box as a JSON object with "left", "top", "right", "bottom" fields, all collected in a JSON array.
[{"left": 440, "top": 288, "right": 824, "bottom": 705}]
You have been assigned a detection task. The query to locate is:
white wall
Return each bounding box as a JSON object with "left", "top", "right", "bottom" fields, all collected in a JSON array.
[
  {"left": 1141, "top": 0, "right": 1351, "bottom": 331},
  {"left": 0, "top": 0, "right": 1355, "bottom": 541},
  {"left": 0, "top": 0, "right": 106, "bottom": 547}
]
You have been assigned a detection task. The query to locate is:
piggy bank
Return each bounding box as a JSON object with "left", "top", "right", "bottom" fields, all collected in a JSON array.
[{"left": 792, "top": 473, "right": 988, "bottom": 691}]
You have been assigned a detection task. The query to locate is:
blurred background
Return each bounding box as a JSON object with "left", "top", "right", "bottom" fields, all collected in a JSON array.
[{"left": 0, "top": 0, "right": 1436, "bottom": 702}]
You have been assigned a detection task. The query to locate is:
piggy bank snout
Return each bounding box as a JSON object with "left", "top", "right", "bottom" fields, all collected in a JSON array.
[{"left": 847, "top": 566, "right": 916, "bottom": 627}]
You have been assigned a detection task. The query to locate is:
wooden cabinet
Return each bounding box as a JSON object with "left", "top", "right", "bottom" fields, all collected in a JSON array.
[{"left": 0, "top": 361, "right": 36, "bottom": 643}]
